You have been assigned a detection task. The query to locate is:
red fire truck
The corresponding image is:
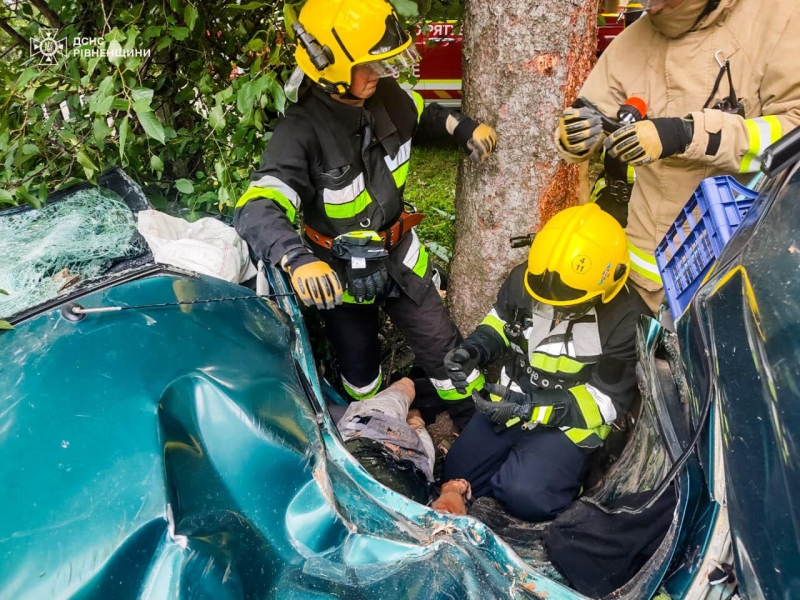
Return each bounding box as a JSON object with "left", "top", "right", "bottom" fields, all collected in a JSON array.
[{"left": 411, "top": 8, "right": 639, "bottom": 108}]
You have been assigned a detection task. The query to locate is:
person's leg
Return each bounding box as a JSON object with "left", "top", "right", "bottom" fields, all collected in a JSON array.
[
  {"left": 384, "top": 285, "right": 479, "bottom": 429},
  {"left": 320, "top": 302, "right": 382, "bottom": 400},
  {"left": 442, "top": 412, "right": 527, "bottom": 498},
  {"left": 490, "top": 428, "right": 590, "bottom": 522},
  {"left": 338, "top": 378, "right": 414, "bottom": 428},
  {"left": 406, "top": 411, "right": 436, "bottom": 478}
]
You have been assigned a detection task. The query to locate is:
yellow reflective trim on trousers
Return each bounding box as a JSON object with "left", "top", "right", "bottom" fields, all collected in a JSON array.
[
  {"left": 392, "top": 161, "right": 410, "bottom": 187},
  {"left": 627, "top": 240, "right": 663, "bottom": 285},
  {"left": 412, "top": 244, "right": 429, "bottom": 278},
  {"left": 480, "top": 313, "right": 509, "bottom": 346},
  {"left": 324, "top": 188, "right": 372, "bottom": 219},
  {"left": 411, "top": 91, "right": 424, "bottom": 123},
  {"left": 626, "top": 164, "right": 636, "bottom": 185},
  {"left": 570, "top": 384, "right": 604, "bottom": 429},
  {"left": 343, "top": 373, "right": 382, "bottom": 400},
  {"left": 236, "top": 186, "right": 297, "bottom": 223},
  {"left": 438, "top": 372, "right": 485, "bottom": 401},
  {"left": 530, "top": 352, "right": 586, "bottom": 375}
]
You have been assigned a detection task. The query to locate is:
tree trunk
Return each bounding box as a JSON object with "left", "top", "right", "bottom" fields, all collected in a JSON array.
[{"left": 448, "top": 0, "right": 599, "bottom": 332}]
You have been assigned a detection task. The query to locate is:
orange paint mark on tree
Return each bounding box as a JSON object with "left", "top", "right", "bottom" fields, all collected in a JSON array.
[
  {"left": 537, "top": 162, "right": 581, "bottom": 226},
  {"left": 523, "top": 53, "right": 560, "bottom": 76}
]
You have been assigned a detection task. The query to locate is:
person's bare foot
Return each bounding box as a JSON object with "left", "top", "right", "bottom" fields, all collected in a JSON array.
[{"left": 432, "top": 479, "right": 472, "bottom": 515}]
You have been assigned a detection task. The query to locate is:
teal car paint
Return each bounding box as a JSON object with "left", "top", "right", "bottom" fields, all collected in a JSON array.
[{"left": 4, "top": 151, "right": 800, "bottom": 599}]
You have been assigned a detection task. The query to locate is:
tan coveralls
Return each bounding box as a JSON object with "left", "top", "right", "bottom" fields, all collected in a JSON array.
[{"left": 557, "top": 0, "right": 800, "bottom": 310}]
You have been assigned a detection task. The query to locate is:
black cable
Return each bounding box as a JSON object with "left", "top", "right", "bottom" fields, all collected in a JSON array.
[
  {"left": 87, "top": 293, "right": 295, "bottom": 311},
  {"left": 586, "top": 312, "right": 716, "bottom": 515},
  {"left": 62, "top": 293, "right": 296, "bottom": 320}
]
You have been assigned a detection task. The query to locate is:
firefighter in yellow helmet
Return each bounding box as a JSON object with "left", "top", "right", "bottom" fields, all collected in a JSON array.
[
  {"left": 439, "top": 205, "right": 649, "bottom": 522},
  {"left": 235, "top": 0, "right": 497, "bottom": 421},
  {"left": 556, "top": 0, "right": 800, "bottom": 312}
]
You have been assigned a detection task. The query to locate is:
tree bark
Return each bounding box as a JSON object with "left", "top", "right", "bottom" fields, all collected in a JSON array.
[
  {"left": 449, "top": 0, "right": 599, "bottom": 332},
  {"left": 0, "top": 18, "right": 29, "bottom": 47},
  {"left": 28, "top": 0, "right": 63, "bottom": 29}
]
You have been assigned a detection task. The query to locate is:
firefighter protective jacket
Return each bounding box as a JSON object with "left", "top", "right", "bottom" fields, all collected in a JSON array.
[
  {"left": 557, "top": 0, "right": 800, "bottom": 304},
  {"left": 466, "top": 264, "right": 650, "bottom": 449},
  {"left": 235, "top": 78, "right": 459, "bottom": 304}
]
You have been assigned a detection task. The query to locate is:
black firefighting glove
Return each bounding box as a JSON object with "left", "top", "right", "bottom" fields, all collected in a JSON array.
[
  {"left": 330, "top": 231, "right": 389, "bottom": 303},
  {"left": 472, "top": 384, "right": 536, "bottom": 425},
  {"left": 473, "top": 383, "right": 575, "bottom": 426},
  {"left": 444, "top": 343, "right": 481, "bottom": 393},
  {"left": 558, "top": 107, "right": 604, "bottom": 156},
  {"left": 281, "top": 248, "right": 343, "bottom": 310},
  {"left": 452, "top": 118, "right": 498, "bottom": 163},
  {"left": 604, "top": 118, "right": 694, "bottom": 166}
]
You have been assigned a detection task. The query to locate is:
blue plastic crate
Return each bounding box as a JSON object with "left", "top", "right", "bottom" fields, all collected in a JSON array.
[{"left": 655, "top": 175, "right": 758, "bottom": 320}]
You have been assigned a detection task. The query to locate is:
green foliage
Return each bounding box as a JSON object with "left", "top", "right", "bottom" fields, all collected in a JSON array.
[
  {"left": 0, "top": 1, "right": 299, "bottom": 214},
  {"left": 404, "top": 146, "right": 459, "bottom": 262},
  {"left": 0, "top": 0, "right": 464, "bottom": 215}
]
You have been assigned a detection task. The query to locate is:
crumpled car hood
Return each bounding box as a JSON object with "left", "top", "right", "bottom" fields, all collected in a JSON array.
[{"left": 0, "top": 272, "right": 577, "bottom": 599}]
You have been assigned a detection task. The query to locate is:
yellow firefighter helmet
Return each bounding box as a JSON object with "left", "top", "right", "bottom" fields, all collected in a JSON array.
[
  {"left": 293, "top": 0, "right": 420, "bottom": 94},
  {"left": 525, "top": 204, "right": 630, "bottom": 319}
]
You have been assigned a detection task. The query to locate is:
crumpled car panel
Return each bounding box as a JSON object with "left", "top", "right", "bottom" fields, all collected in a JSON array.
[{"left": 0, "top": 273, "right": 578, "bottom": 599}]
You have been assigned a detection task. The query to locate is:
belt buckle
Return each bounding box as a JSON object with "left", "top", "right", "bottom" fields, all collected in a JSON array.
[{"left": 383, "top": 227, "right": 394, "bottom": 250}]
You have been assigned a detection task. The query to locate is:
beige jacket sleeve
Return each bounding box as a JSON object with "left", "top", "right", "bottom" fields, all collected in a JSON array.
[
  {"left": 683, "top": 10, "right": 800, "bottom": 174},
  {"left": 554, "top": 32, "right": 632, "bottom": 164}
]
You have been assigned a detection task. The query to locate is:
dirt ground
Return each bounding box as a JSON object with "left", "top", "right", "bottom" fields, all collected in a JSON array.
[{"left": 426, "top": 410, "right": 458, "bottom": 450}]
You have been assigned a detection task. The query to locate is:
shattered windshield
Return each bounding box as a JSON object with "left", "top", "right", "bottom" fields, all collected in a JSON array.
[{"left": 0, "top": 188, "right": 144, "bottom": 320}]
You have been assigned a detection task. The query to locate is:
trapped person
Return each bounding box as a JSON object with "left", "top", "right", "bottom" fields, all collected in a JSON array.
[
  {"left": 439, "top": 205, "right": 649, "bottom": 522},
  {"left": 337, "top": 378, "right": 435, "bottom": 504},
  {"left": 556, "top": 0, "right": 800, "bottom": 311},
  {"left": 235, "top": 0, "right": 496, "bottom": 416}
]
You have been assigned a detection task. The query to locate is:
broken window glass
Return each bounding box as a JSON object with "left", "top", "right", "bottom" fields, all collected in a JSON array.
[{"left": 0, "top": 188, "right": 142, "bottom": 320}]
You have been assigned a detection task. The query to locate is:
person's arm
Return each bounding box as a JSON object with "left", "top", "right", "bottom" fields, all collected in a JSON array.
[
  {"left": 405, "top": 89, "right": 497, "bottom": 162},
  {"left": 234, "top": 116, "right": 342, "bottom": 309},
  {"left": 444, "top": 266, "right": 522, "bottom": 391},
  {"left": 474, "top": 305, "right": 640, "bottom": 429},
  {"left": 462, "top": 268, "right": 520, "bottom": 365},
  {"left": 234, "top": 116, "right": 314, "bottom": 266},
  {"left": 682, "top": 10, "right": 800, "bottom": 174}
]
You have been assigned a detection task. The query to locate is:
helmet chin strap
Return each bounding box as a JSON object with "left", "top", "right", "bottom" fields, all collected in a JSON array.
[{"left": 338, "top": 88, "right": 361, "bottom": 101}]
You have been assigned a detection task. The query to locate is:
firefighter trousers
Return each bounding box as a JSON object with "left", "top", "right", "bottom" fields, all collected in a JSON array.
[
  {"left": 443, "top": 413, "right": 591, "bottom": 522},
  {"left": 321, "top": 282, "right": 474, "bottom": 421}
]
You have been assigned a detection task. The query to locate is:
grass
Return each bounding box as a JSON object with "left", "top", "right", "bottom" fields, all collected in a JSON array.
[{"left": 404, "top": 145, "right": 460, "bottom": 263}]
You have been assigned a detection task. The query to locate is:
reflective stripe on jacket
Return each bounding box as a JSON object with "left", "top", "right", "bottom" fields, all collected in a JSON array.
[
  {"left": 468, "top": 264, "right": 649, "bottom": 449},
  {"left": 234, "top": 78, "right": 458, "bottom": 304},
  {"left": 558, "top": 0, "right": 800, "bottom": 295}
]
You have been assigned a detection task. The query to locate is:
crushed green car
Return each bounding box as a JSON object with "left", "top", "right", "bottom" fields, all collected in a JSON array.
[{"left": 2, "top": 151, "right": 799, "bottom": 598}]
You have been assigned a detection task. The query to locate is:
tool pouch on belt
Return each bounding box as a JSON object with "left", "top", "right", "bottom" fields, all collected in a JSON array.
[{"left": 331, "top": 231, "right": 390, "bottom": 303}]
